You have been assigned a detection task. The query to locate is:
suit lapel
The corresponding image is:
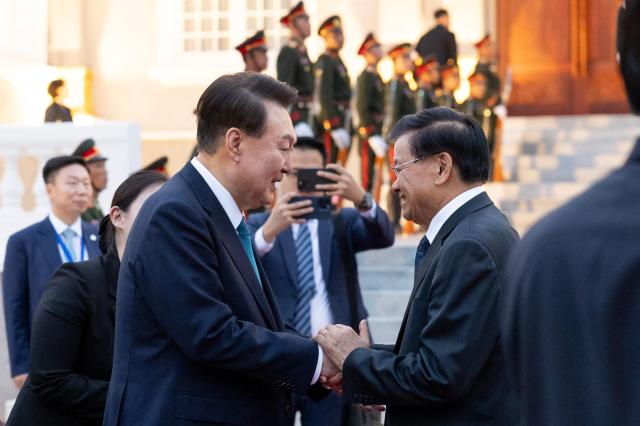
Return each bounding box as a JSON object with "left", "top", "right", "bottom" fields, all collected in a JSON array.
[
  {"left": 81, "top": 222, "right": 100, "bottom": 259},
  {"left": 36, "top": 219, "right": 62, "bottom": 274},
  {"left": 279, "top": 228, "right": 298, "bottom": 287},
  {"left": 394, "top": 192, "right": 494, "bottom": 351},
  {"left": 179, "top": 163, "right": 278, "bottom": 330},
  {"left": 317, "top": 219, "right": 333, "bottom": 284}
]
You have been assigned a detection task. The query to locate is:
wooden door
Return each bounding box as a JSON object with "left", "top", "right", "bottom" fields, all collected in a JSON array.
[{"left": 497, "top": 0, "right": 628, "bottom": 115}]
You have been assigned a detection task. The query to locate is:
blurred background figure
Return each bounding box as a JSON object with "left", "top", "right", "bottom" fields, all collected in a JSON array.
[
  {"left": 2, "top": 156, "right": 100, "bottom": 391},
  {"left": 355, "top": 33, "right": 386, "bottom": 201},
  {"left": 460, "top": 72, "right": 492, "bottom": 142},
  {"left": 44, "top": 79, "right": 72, "bottom": 123},
  {"left": 414, "top": 55, "right": 439, "bottom": 111},
  {"left": 277, "top": 1, "right": 315, "bottom": 138},
  {"left": 315, "top": 15, "right": 352, "bottom": 166},
  {"left": 141, "top": 156, "right": 169, "bottom": 177},
  {"left": 235, "top": 30, "right": 268, "bottom": 73},
  {"left": 416, "top": 8, "right": 457, "bottom": 66},
  {"left": 435, "top": 64, "right": 460, "bottom": 109},
  {"left": 6, "top": 170, "right": 166, "bottom": 426},
  {"left": 502, "top": 1, "right": 640, "bottom": 424},
  {"left": 384, "top": 43, "right": 416, "bottom": 233},
  {"left": 72, "top": 139, "right": 109, "bottom": 226}
]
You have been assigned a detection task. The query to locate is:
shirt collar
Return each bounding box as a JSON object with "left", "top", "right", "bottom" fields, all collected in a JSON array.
[
  {"left": 48, "top": 212, "right": 82, "bottom": 236},
  {"left": 190, "top": 157, "right": 244, "bottom": 229},
  {"left": 425, "top": 186, "right": 484, "bottom": 244}
]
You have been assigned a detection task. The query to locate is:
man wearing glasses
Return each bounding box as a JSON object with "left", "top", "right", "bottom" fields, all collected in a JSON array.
[{"left": 315, "top": 107, "right": 519, "bottom": 424}]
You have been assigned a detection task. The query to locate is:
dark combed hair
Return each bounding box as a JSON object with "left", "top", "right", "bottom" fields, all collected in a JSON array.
[
  {"left": 294, "top": 136, "right": 326, "bottom": 165},
  {"left": 195, "top": 72, "right": 298, "bottom": 154},
  {"left": 42, "top": 155, "right": 88, "bottom": 184},
  {"left": 98, "top": 170, "right": 168, "bottom": 254},
  {"left": 388, "top": 107, "right": 490, "bottom": 184},
  {"left": 47, "top": 79, "right": 65, "bottom": 98},
  {"left": 618, "top": 0, "right": 640, "bottom": 113},
  {"left": 434, "top": 8, "right": 448, "bottom": 19}
]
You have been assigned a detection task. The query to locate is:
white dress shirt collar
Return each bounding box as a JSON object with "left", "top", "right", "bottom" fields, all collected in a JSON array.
[
  {"left": 191, "top": 157, "right": 244, "bottom": 229},
  {"left": 425, "top": 186, "right": 484, "bottom": 244},
  {"left": 48, "top": 212, "right": 82, "bottom": 236}
]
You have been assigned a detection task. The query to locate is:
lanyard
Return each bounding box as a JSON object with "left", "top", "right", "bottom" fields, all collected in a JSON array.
[{"left": 55, "top": 232, "right": 86, "bottom": 263}]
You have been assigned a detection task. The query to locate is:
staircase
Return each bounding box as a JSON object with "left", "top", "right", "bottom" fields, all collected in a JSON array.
[{"left": 360, "top": 114, "right": 640, "bottom": 344}]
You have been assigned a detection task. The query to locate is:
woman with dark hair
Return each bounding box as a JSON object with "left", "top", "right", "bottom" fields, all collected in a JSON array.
[
  {"left": 44, "top": 79, "right": 73, "bottom": 123},
  {"left": 6, "top": 170, "right": 167, "bottom": 426}
]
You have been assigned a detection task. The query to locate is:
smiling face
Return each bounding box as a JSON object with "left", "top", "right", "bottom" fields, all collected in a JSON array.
[
  {"left": 238, "top": 101, "right": 296, "bottom": 209},
  {"left": 391, "top": 134, "right": 440, "bottom": 227}
]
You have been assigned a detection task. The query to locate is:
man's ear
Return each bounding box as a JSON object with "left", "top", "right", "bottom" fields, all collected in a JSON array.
[
  {"left": 225, "top": 127, "right": 243, "bottom": 163},
  {"left": 434, "top": 152, "right": 453, "bottom": 185}
]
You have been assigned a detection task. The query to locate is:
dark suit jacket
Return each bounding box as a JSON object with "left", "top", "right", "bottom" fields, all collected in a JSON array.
[
  {"left": 44, "top": 102, "right": 73, "bottom": 122},
  {"left": 247, "top": 207, "right": 394, "bottom": 331},
  {"left": 103, "top": 163, "right": 324, "bottom": 426},
  {"left": 7, "top": 249, "right": 119, "bottom": 426},
  {"left": 342, "top": 193, "right": 519, "bottom": 425},
  {"left": 416, "top": 25, "right": 457, "bottom": 66},
  {"left": 502, "top": 138, "right": 640, "bottom": 425},
  {"left": 2, "top": 218, "right": 99, "bottom": 376}
]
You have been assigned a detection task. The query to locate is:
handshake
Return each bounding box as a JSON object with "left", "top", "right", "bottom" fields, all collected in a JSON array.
[{"left": 315, "top": 320, "right": 385, "bottom": 412}]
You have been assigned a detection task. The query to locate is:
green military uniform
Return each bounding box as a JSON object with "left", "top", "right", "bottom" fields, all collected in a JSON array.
[
  {"left": 315, "top": 16, "right": 352, "bottom": 164},
  {"left": 82, "top": 197, "right": 103, "bottom": 224},
  {"left": 472, "top": 61, "right": 500, "bottom": 154},
  {"left": 416, "top": 87, "right": 438, "bottom": 111},
  {"left": 356, "top": 67, "right": 384, "bottom": 193},
  {"left": 277, "top": 38, "right": 315, "bottom": 129},
  {"left": 384, "top": 77, "right": 416, "bottom": 137},
  {"left": 461, "top": 99, "right": 492, "bottom": 137},
  {"left": 434, "top": 89, "right": 458, "bottom": 109}
]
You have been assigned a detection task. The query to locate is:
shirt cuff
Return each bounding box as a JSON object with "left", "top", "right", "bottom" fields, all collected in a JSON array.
[
  {"left": 359, "top": 201, "right": 377, "bottom": 219},
  {"left": 253, "top": 227, "right": 275, "bottom": 257},
  {"left": 311, "top": 345, "right": 323, "bottom": 385}
]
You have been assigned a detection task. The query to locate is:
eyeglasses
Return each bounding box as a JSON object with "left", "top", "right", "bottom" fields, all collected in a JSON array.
[{"left": 392, "top": 157, "right": 425, "bottom": 176}]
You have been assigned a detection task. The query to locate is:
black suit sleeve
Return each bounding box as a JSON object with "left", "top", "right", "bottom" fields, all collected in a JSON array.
[
  {"left": 342, "top": 238, "right": 502, "bottom": 405},
  {"left": 28, "top": 265, "right": 108, "bottom": 421},
  {"left": 449, "top": 33, "right": 458, "bottom": 64},
  {"left": 277, "top": 47, "right": 297, "bottom": 86}
]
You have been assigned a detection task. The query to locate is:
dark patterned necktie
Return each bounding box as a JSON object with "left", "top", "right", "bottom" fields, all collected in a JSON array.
[
  {"left": 292, "top": 223, "right": 316, "bottom": 336},
  {"left": 415, "top": 235, "right": 431, "bottom": 270}
]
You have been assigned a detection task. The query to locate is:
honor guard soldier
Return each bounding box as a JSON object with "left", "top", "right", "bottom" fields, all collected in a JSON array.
[
  {"left": 141, "top": 156, "right": 170, "bottom": 177},
  {"left": 315, "top": 15, "right": 352, "bottom": 165},
  {"left": 72, "top": 138, "right": 108, "bottom": 225},
  {"left": 384, "top": 43, "right": 416, "bottom": 232},
  {"left": 355, "top": 33, "right": 386, "bottom": 200},
  {"left": 461, "top": 72, "right": 492, "bottom": 143},
  {"left": 235, "top": 30, "right": 268, "bottom": 73},
  {"left": 414, "top": 55, "right": 439, "bottom": 110},
  {"left": 472, "top": 34, "right": 502, "bottom": 167},
  {"left": 277, "top": 1, "right": 315, "bottom": 137},
  {"left": 435, "top": 63, "right": 460, "bottom": 109}
]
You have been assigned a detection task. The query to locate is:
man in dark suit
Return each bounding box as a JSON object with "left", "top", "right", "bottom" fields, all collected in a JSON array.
[
  {"left": 316, "top": 107, "right": 519, "bottom": 425},
  {"left": 2, "top": 155, "right": 99, "bottom": 389},
  {"left": 248, "top": 137, "right": 394, "bottom": 425},
  {"left": 416, "top": 9, "right": 457, "bottom": 66},
  {"left": 103, "top": 73, "right": 335, "bottom": 426},
  {"left": 502, "top": 2, "right": 640, "bottom": 424}
]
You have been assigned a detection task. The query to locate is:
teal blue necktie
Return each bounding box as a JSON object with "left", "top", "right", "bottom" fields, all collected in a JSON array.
[{"left": 236, "top": 220, "right": 262, "bottom": 286}]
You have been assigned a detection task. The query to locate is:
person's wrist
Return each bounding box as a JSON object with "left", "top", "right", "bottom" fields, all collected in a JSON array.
[
  {"left": 356, "top": 192, "right": 373, "bottom": 211},
  {"left": 262, "top": 222, "right": 277, "bottom": 243}
]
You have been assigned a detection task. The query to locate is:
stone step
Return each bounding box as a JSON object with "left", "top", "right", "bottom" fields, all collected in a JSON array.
[
  {"left": 358, "top": 266, "right": 414, "bottom": 290},
  {"left": 362, "top": 290, "right": 411, "bottom": 318},
  {"left": 368, "top": 317, "right": 402, "bottom": 345},
  {"left": 356, "top": 242, "right": 418, "bottom": 267}
]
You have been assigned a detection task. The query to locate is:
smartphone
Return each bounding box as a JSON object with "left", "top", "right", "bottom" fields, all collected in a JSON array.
[
  {"left": 296, "top": 168, "right": 339, "bottom": 193},
  {"left": 289, "top": 195, "right": 334, "bottom": 220}
]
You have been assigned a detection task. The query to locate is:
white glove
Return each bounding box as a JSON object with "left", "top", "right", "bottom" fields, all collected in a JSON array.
[
  {"left": 493, "top": 104, "right": 507, "bottom": 120},
  {"left": 331, "top": 128, "right": 352, "bottom": 150},
  {"left": 368, "top": 135, "right": 388, "bottom": 158},
  {"left": 294, "top": 122, "right": 314, "bottom": 138}
]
